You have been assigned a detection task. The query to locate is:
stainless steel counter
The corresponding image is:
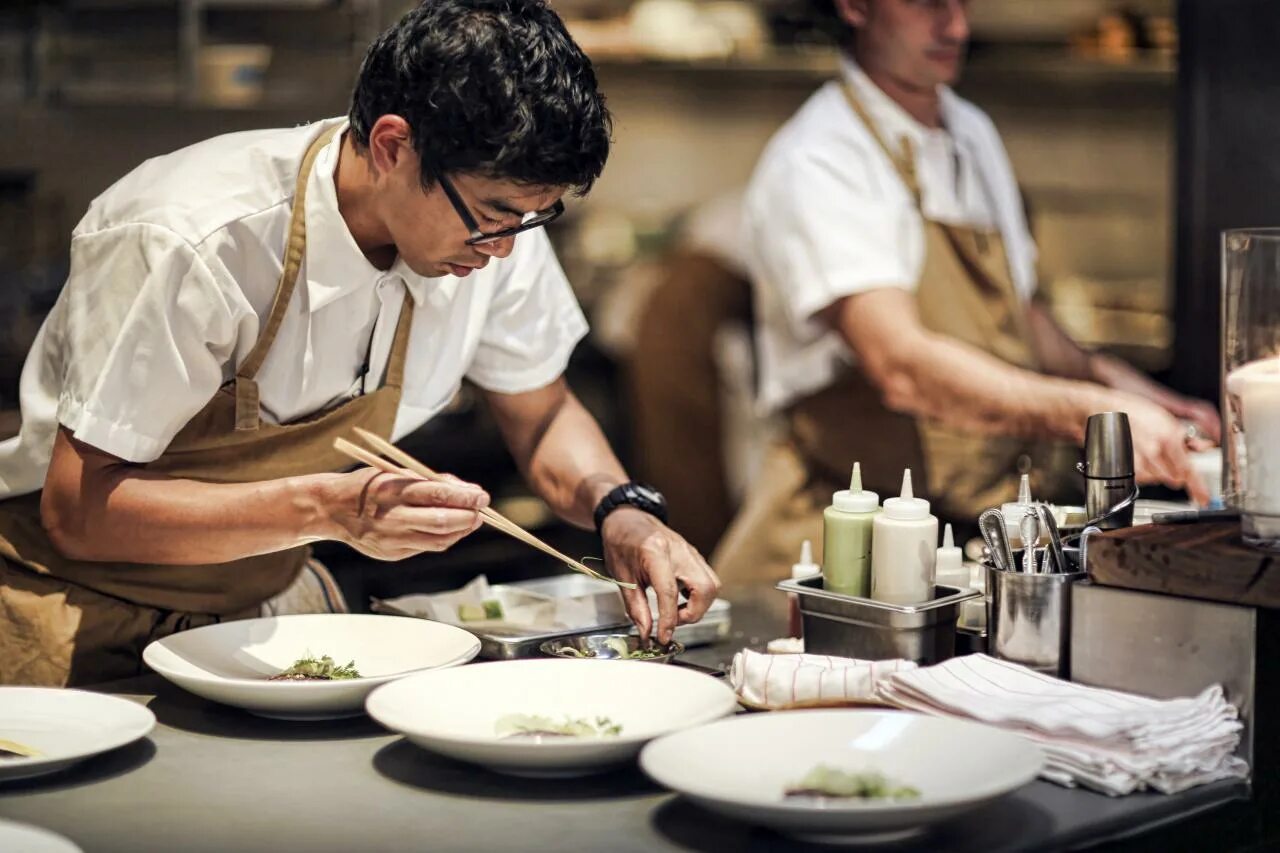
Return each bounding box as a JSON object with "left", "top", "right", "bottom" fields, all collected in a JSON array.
[{"left": 0, "top": 588, "right": 1254, "bottom": 853}]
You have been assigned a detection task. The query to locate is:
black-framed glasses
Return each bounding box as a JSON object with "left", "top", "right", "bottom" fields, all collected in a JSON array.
[{"left": 437, "top": 172, "right": 565, "bottom": 246}]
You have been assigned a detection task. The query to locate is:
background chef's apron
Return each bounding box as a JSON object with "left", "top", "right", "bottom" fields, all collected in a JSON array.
[
  {"left": 713, "top": 81, "right": 1079, "bottom": 585},
  {"left": 0, "top": 125, "right": 415, "bottom": 686}
]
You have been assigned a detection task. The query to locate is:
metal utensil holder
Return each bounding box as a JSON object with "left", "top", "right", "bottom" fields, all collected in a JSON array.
[{"left": 985, "top": 555, "right": 1087, "bottom": 678}]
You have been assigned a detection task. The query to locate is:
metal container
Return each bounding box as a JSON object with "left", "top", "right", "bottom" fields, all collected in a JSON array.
[
  {"left": 775, "top": 576, "right": 980, "bottom": 664},
  {"left": 985, "top": 560, "right": 1086, "bottom": 677},
  {"left": 372, "top": 573, "right": 732, "bottom": 660},
  {"left": 1080, "top": 412, "right": 1136, "bottom": 530}
]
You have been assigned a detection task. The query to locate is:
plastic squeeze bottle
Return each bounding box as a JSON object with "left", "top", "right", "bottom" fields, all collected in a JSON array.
[
  {"left": 870, "top": 469, "right": 939, "bottom": 604},
  {"left": 787, "top": 539, "right": 821, "bottom": 639},
  {"left": 1001, "top": 473, "right": 1036, "bottom": 547},
  {"left": 934, "top": 523, "right": 967, "bottom": 589},
  {"left": 822, "top": 463, "right": 880, "bottom": 597}
]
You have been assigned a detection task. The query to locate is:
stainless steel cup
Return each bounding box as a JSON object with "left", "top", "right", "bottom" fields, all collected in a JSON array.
[{"left": 985, "top": 559, "right": 1086, "bottom": 677}]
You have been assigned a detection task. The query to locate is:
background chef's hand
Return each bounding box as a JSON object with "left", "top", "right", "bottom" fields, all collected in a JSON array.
[
  {"left": 1161, "top": 395, "right": 1223, "bottom": 445},
  {"left": 1119, "top": 396, "right": 1211, "bottom": 506},
  {"left": 600, "top": 508, "right": 721, "bottom": 645},
  {"left": 320, "top": 466, "right": 490, "bottom": 560}
]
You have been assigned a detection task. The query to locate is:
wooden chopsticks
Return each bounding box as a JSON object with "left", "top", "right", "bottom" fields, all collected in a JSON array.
[{"left": 333, "top": 427, "right": 635, "bottom": 589}]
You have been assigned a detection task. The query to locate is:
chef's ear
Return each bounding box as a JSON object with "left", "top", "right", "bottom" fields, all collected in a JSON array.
[
  {"left": 365, "top": 114, "right": 414, "bottom": 177},
  {"left": 833, "top": 0, "right": 870, "bottom": 29}
]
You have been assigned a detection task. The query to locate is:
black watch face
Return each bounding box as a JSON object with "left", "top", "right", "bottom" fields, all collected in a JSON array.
[{"left": 633, "top": 484, "right": 662, "bottom": 504}]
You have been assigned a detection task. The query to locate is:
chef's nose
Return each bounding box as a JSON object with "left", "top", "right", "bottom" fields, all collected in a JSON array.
[{"left": 475, "top": 235, "right": 515, "bottom": 259}]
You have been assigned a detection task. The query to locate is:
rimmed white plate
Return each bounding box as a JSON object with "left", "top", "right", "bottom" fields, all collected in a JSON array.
[
  {"left": 0, "top": 688, "right": 155, "bottom": 784},
  {"left": 143, "top": 614, "right": 480, "bottom": 720},
  {"left": 640, "top": 709, "right": 1042, "bottom": 843},
  {"left": 366, "top": 658, "right": 738, "bottom": 777},
  {"left": 0, "top": 820, "right": 82, "bottom": 852}
]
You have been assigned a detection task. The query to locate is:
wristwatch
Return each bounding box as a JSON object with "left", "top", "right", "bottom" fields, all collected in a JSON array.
[{"left": 593, "top": 481, "right": 668, "bottom": 533}]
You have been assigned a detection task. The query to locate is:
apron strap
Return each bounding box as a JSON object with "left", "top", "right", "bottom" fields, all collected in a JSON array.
[
  {"left": 382, "top": 285, "right": 414, "bottom": 391},
  {"left": 838, "top": 78, "right": 923, "bottom": 206},
  {"left": 234, "top": 123, "right": 343, "bottom": 430}
]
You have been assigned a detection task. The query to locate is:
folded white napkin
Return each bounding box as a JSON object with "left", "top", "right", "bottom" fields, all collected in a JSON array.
[
  {"left": 729, "top": 649, "right": 917, "bottom": 710},
  {"left": 877, "top": 654, "right": 1249, "bottom": 796}
]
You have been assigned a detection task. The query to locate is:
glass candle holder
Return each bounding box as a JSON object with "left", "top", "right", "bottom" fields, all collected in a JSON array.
[{"left": 1223, "top": 228, "right": 1280, "bottom": 550}]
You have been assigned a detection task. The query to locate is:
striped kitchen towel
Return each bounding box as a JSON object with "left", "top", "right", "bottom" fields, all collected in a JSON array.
[
  {"left": 877, "top": 653, "right": 1249, "bottom": 796},
  {"left": 729, "top": 649, "right": 916, "bottom": 710}
]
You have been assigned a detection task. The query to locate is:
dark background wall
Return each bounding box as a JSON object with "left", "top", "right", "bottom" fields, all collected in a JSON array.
[{"left": 1174, "top": 0, "right": 1280, "bottom": 403}]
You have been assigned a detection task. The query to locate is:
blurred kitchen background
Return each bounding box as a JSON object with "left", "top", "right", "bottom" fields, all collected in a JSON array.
[{"left": 0, "top": 0, "right": 1273, "bottom": 602}]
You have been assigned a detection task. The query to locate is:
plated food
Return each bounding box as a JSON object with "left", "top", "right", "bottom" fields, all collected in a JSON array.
[
  {"left": 495, "top": 714, "right": 622, "bottom": 740},
  {"left": 539, "top": 634, "right": 683, "bottom": 663},
  {"left": 268, "top": 655, "right": 361, "bottom": 682},
  {"left": 640, "top": 710, "right": 1042, "bottom": 842},
  {"left": 784, "top": 765, "right": 920, "bottom": 802},
  {"left": 143, "top": 614, "right": 480, "bottom": 720},
  {"left": 366, "top": 658, "right": 737, "bottom": 777},
  {"left": 0, "top": 688, "right": 156, "bottom": 783}
]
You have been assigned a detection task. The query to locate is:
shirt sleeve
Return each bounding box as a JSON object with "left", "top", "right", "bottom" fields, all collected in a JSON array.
[
  {"left": 745, "top": 142, "right": 925, "bottom": 341},
  {"left": 54, "top": 223, "right": 241, "bottom": 463},
  {"left": 465, "top": 229, "right": 589, "bottom": 394}
]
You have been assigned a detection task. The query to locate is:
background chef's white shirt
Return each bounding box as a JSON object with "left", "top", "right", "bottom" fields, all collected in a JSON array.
[
  {"left": 0, "top": 118, "right": 588, "bottom": 496},
  {"left": 744, "top": 58, "right": 1039, "bottom": 415}
]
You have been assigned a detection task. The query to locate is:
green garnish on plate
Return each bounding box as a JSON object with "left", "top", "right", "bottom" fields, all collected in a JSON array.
[
  {"left": 268, "top": 654, "right": 361, "bottom": 681},
  {"left": 494, "top": 714, "right": 623, "bottom": 739},
  {"left": 784, "top": 765, "right": 921, "bottom": 801}
]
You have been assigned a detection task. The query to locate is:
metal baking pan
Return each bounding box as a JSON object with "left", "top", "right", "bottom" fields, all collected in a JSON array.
[
  {"left": 372, "top": 573, "right": 731, "bottom": 660},
  {"left": 777, "top": 575, "right": 980, "bottom": 664}
]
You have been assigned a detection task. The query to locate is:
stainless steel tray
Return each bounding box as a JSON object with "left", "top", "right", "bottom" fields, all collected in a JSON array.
[{"left": 371, "top": 573, "right": 731, "bottom": 660}]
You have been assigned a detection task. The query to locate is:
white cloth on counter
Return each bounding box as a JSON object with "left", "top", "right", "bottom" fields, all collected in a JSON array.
[
  {"left": 876, "top": 653, "right": 1249, "bottom": 796},
  {"left": 729, "top": 649, "right": 916, "bottom": 710}
]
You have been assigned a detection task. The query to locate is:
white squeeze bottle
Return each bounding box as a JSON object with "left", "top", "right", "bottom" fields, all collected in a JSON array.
[
  {"left": 1001, "top": 473, "right": 1036, "bottom": 547},
  {"left": 787, "top": 539, "right": 821, "bottom": 639},
  {"left": 870, "top": 469, "right": 939, "bottom": 604}
]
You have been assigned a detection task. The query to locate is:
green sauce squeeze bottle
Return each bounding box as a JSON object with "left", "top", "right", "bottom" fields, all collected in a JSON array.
[{"left": 822, "top": 462, "right": 881, "bottom": 597}]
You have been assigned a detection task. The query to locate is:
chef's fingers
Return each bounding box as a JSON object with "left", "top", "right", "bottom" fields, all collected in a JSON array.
[
  {"left": 675, "top": 548, "right": 720, "bottom": 626},
  {"left": 390, "top": 504, "right": 484, "bottom": 535},
  {"left": 399, "top": 479, "right": 491, "bottom": 510},
  {"left": 1167, "top": 441, "right": 1211, "bottom": 507},
  {"left": 650, "top": 540, "right": 681, "bottom": 645},
  {"left": 620, "top": 584, "right": 652, "bottom": 640}
]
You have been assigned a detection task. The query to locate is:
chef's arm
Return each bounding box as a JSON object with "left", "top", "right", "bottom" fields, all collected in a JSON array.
[
  {"left": 821, "top": 288, "right": 1210, "bottom": 502},
  {"left": 822, "top": 288, "right": 1112, "bottom": 443},
  {"left": 482, "top": 378, "right": 625, "bottom": 527},
  {"left": 40, "top": 427, "right": 489, "bottom": 564},
  {"left": 483, "top": 378, "right": 722, "bottom": 642},
  {"left": 1026, "top": 301, "right": 1221, "bottom": 443}
]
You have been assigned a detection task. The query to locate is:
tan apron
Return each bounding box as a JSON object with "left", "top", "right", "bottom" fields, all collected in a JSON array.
[
  {"left": 713, "top": 81, "right": 1079, "bottom": 585},
  {"left": 0, "top": 125, "right": 415, "bottom": 686}
]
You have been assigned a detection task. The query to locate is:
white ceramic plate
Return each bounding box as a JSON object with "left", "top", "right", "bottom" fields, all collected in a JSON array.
[
  {"left": 365, "top": 658, "right": 738, "bottom": 777},
  {"left": 640, "top": 709, "right": 1042, "bottom": 843},
  {"left": 0, "top": 820, "right": 82, "bottom": 853},
  {"left": 143, "top": 614, "right": 480, "bottom": 720},
  {"left": 0, "top": 688, "right": 155, "bottom": 784}
]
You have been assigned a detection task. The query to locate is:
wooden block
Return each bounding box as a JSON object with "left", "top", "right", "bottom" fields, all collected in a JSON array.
[{"left": 1087, "top": 521, "right": 1280, "bottom": 609}]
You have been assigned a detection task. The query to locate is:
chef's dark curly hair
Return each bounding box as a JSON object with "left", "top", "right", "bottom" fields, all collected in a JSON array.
[{"left": 348, "top": 0, "right": 611, "bottom": 195}]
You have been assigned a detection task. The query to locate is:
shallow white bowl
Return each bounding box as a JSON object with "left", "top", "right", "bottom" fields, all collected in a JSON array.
[
  {"left": 0, "top": 688, "right": 155, "bottom": 783},
  {"left": 365, "top": 658, "right": 738, "bottom": 776},
  {"left": 640, "top": 709, "right": 1043, "bottom": 843},
  {"left": 0, "top": 820, "right": 82, "bottom": 852},
  {"left": 143, "top": 614, "right": 480, "bottom": 720}
]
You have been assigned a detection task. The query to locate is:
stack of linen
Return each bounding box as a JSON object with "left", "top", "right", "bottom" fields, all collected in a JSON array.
[
  {"left": 876, "top": 653, "right": 1249, "bottom": 796},
  {"left": 728, "top": 648, "right": 916, "bottom": 710}
]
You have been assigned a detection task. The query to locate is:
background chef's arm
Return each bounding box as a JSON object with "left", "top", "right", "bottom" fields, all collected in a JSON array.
[
  {"left": 822, "top": 288, "right": 1112, "bottom": 443},
  {"left": 823, "top": 288, "right": 1211, "bottom": 502},
  {"left": 1027, "top": 301, "right": 1221, "bottom": 442},
  {"left": 482, "top": 378, "right": 625, "bottom": 527}
]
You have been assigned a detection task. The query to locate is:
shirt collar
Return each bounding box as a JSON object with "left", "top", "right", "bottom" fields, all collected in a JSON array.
[
  {"left": 838, "top": 56, "right": 955, "bottom": 147},
  {"left": 303, "top": 119, "right": 429, "bottom": 313}
]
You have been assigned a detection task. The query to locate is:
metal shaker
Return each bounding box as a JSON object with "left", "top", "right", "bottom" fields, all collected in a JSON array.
[{"left": 1078, "top": 412, "right": 1136, "bottom": 530}]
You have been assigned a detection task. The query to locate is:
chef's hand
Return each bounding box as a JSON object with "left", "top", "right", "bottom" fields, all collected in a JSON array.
[
  {"left": 1119, "top": 397, "right": 1212, "bottom": 506},
  {"left": 601, "top": 508, "right": 722, "bottom": 645},
  {"left": 319, "top": 467, "right": 490, "bottom": 560},
  {"left": 1162, "top": 395, "right": 1223, "bottom": 445}
]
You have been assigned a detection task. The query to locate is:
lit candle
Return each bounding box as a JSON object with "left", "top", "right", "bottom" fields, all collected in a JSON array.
[{"left": 1226, "top": 354, "right": 1280, "bottom": 542}]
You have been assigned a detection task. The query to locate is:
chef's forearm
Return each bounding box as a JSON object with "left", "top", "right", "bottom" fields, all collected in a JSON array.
[
  {"left": 40, "top": 428, "right": 336, "bottom": 564},
  {"left": 485, "top": 382, "right": 626, "bottom": 530},
  {"left": 829, "top": 290, "right": 1114, "bottom": 444},
  {"left": 1026, "top": 301, "right": 1095, "bottom": 381}
]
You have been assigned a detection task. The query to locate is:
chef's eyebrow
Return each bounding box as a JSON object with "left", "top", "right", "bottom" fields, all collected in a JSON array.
[{"left": 482, "top": 198, "right": 525, "bottom": 217}]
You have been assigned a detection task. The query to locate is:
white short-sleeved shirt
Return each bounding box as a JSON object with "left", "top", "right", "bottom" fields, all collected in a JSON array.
[
  {"left": 0, "top": 118, "right": 588, "bottom": 497},
  {"left": 744, "top": 58, "right": 1038, "bottom": 414}
]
